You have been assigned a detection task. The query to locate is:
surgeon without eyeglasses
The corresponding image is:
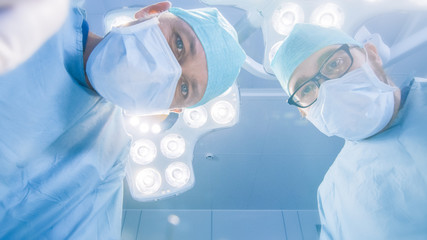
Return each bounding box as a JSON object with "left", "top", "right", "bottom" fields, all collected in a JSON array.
[
  {"left": 85, "top": 1, "right": 246, "bottom": 114},
  {"left": 0, "top": 1, "right": 245, "bottom": 239}
]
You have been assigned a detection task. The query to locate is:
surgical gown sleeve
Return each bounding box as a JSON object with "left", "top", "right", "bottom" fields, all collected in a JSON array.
[
  {"left": 0, "top": 0, "right": 70, "bottom": 74},
  {"left": 0, "top": 5, "right": 130, "bottom": 239},
  {"left": 317, "top": 78, "right": 427, "bottom": 240}
]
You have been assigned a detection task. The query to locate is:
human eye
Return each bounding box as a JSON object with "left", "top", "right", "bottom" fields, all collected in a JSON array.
[
  {"left": 324, "top": 57, "right": 344, "bottom": 74},
  {"left": 180, "top": 82, "right": 188, "bottom": 97},
  {"left": 295, "top": 81, "right": 317, "bottom": 104},
  {"left": 321, "top": 50, "right": 351, "bottom": 78},
  {"left": 300, "top": 82, "right": 316, "bottom": 97},
  {"left": 175, "top": 35, "right": 184, "bottom": 53}
]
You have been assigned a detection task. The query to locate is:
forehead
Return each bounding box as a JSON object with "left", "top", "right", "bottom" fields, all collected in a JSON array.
[{"left": 159, "top": 13, "right": 196, "bottom": 39}]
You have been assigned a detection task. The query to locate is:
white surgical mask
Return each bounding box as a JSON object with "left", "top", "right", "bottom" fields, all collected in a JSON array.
[
  {"left": 306, "top": 63, "right": 397, "bottom": 141},
  {"left": 86, "top": 17, "right": 182, "bottom": 115}
]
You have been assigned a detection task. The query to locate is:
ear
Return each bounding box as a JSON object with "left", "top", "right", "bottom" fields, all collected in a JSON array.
[
  {"left": 135, "top": 1, "right": 172, "bottom": 19},
  {"left": 170, "top": 108, "right": 182, "bottom": 113},
  {"left": 364, "top": 42, "right": 383, "bottom": 67}
]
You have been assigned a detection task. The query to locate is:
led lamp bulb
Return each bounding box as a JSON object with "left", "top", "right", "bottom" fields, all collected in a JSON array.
[
  {"left": 183, "top": 106, "right": 208, "bottom": 128},
  {"left": 165, "top": 162, "right": 191, "bottom": 187},
  {"left": 135, "top": 168, "right": 162, "bottom": 195},
  {"left": 272, "top": 2, "right": 304, "bottom": 35},
  {"left": 139, "top": 122, "right": 150, "bottom": 133},
  {"left": 129, "top": 116, "right": 140, "bottom": 127},
  {"left": 161, "top": 134, "right": 186, "bottom": 159},
  {"left": 151, "top": 124, "right": 161, "bottom": 134},
  {"left": 310, "top": 3, "right": 345, "bottom": 28},
  {"left": 130, "top": 139, "right": 157, "bottom": 165},
  {"left": 211, "top": 101, "right": 236, "bottom": 125}
]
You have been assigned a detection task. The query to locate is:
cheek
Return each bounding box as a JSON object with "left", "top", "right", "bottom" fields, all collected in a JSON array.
[
  {"left": 169, "top": 81, "right": 182, "bottom": 109},
  {"left": 371, "top": 63, "right": 389, "bottom": 84},
  {"left": 299, "top": 108, "right": 308, "bottom": 118},
  {"left": 158, "top": 22, "right": 171, "bottom": 42}
]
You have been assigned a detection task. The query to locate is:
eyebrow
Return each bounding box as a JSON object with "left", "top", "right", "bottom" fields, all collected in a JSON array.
[
  {"left": 293, "top": 76, "right": 310, "bottom": 92},
  {"left": 179, "top": 25, "right": 197, "bottom": 56},
  {"left": 317, "top": 49, "right": 336, "bottom": 68},
  {"left": 292, "top": 48, "right": 338, "bottom": 91},
  {"left": 190, "top": 77, "right": 201, "bottom": 102}
]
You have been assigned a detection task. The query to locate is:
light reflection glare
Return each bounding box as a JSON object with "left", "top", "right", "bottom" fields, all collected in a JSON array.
[
  {"left": 151, "top": 124, "right": 161, "bottom": 134},
  {"left": 168, "top": 215, "right": 180, "bottom": 226},
  {"left": 410, "top": 0, "right": 427, "bottom": 6},
  {"left": 139, "top": 123, "right": 149, "bottom": 133},
  {"left": 111, "top": 16, "right": 134, "bottom": 28},
  {"left": 269, "top": 40, "right": 284, "bottom": 63},
  {"left": 129, "top": 116, "right": 140, "bottom": 127}
]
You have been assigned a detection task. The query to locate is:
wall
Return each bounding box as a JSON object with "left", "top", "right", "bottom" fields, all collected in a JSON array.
[{"left": 122, "top": 209, "right": 321, "bottom": 240}]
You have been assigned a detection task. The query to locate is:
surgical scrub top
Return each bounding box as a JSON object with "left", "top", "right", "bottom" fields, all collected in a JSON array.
[
  {"left": 318, "top": 78, "right": 427, "bottom": 240},
  {"left": 0, "top": 5, "right": 130, "bottom": 240}
]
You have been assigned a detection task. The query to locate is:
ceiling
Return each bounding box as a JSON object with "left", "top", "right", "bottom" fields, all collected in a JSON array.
[{"left": 82, "top": 0, "right": 427, "bottom": 210}]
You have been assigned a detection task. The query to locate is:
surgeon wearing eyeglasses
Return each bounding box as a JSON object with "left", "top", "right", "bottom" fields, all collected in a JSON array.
[
  {"left": 271, "top": 24, "right": 427, "bottom": 240},
  {"left": 0, "top": 1, "right": 245, "bottom": 239}
]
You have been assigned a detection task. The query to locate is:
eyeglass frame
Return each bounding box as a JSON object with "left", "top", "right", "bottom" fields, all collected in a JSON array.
[{"left": 287, "top": 44, "right": 356, "bottom": 108}]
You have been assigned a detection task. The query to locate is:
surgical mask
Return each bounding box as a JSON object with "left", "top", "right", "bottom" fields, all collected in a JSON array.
[
  {"left": 86, "top": 17, "right": 182, "bottom": 114},
  {"left": 306, "top": 63, "right": 397, "bottom": 141}
]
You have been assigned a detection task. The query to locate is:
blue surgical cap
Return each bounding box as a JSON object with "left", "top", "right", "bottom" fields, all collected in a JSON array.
[
  {"left": 169, "top": 7, "right": 246, "bottom": 107},
  {"left": 270, "top": 23, "right": 361, "bottom": 96}
]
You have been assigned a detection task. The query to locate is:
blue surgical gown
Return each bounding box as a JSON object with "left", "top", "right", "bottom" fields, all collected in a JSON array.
[
  {"left": 0, "top": 5, "right": 130, "bottom": 239},
  {"left": 318, "top": 78, "right": 427, "bottom": 240}
]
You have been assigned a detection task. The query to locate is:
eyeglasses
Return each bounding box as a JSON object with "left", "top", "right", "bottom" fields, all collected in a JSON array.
[{"left": 288, "top": 44, "right": 355, "bottom": 108}]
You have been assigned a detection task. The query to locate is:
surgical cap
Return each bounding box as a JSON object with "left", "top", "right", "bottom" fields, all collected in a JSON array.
[
  {"left": 270, "top": 23, "right": 361, "bottom": 95},
  {"left": 169, "top": 7, "right": 246, "bottom": 107}
]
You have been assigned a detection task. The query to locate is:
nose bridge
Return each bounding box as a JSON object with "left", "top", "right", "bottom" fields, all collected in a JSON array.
[
  {"left": 318, "top": 77, "right": 327, "bottom": 86},
  {"left": 315, "top": 74, "right": 329, "bottom": 87}
]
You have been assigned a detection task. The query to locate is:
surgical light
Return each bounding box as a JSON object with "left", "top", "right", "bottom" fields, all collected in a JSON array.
[
  {"left": 165, "top": 162, "right": 191, "bottom": 187},
  {"left": 211, "top": 100, "right": 236, "bottom": 124},
  {"left": 135, "top": 168, "right": 162, "bottom": 195},
  {"left": 310, "top": 3, "right": 345, "bottom": 29},
  {"left": 272, "top": 2, "right": 304, "bottom": 35},
  {"left": 121, "top": 82, "right": 240, "bottom": 202},
  {"left": 183, "top": 106, "right": 208, "bottom": 128},
  {"left": 130, "top": 139, "right": 157, "bottom": 165},
  {"left": 161, "top": 134, "right": 186, "bottom": 159}
]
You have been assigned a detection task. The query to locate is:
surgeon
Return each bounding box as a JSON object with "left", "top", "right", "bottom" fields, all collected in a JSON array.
[
  {"left": 0, "top": 0, "right": 245, "bottom": 239},
  {"left": 271, "top": 24, "right": 427, "bottom": 240}
]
